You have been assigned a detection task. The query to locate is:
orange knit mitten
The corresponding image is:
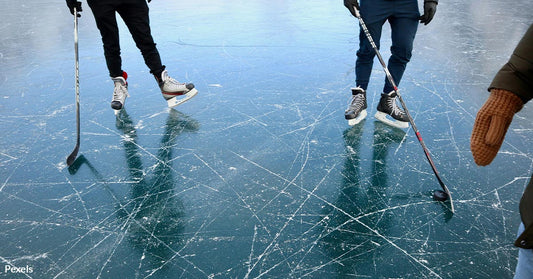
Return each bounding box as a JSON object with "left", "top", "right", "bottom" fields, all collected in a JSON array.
[{"left": 471, "top": 89, "right": 524, "bottom": 166}]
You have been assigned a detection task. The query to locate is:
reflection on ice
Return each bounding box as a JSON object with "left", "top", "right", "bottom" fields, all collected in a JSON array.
[{"left": 0, "top": 0, "right": 532, "bottom": 278}]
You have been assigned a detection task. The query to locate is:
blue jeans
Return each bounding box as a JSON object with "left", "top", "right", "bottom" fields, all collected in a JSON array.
[
  {"left": 355, "top": 0, "right": 420, "bottom": 93},
  {"left": 515, "top": 223, "right": 533, "bottom": 279}
]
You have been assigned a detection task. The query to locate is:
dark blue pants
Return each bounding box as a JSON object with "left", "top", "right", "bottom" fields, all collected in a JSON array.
[
  {"left": 87, "top": 0, "right": 164, "bottom": 77},
  {"left": 355, "top": 0, "right": 420, "bottom": 93}
]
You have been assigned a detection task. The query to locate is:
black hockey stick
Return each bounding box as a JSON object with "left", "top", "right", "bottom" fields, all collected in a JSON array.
[
  {"left": 67, "top": 7, "right": 81, "bottom": 166},
  {"left": 353, "top": 6, "right": 454, "bottom": 213}
]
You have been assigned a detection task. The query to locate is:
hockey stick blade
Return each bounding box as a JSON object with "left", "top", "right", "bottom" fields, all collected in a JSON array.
[
  {"left": 66, "top": 144, "right": 80, "bottom": 166},
  {"left": 442, "top": 185, "right": 455, "bottom": 213},
  {"left": 68, "top": 154, "right": 86, "bottom": 174},
  {"left": 434, "top": 170, "right": 455, "bottom": 213}
]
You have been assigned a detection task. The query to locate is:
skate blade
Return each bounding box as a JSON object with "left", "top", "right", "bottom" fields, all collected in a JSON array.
[
  {"left": 347, "top": 110, "right": 367, "bottom": 126},
  {"left": 114, "top": 108, "right": 121, "bottom": 116},
  {"left": 374, "top": 111, "right": 409, "bottom": 129},
  {"left": 167, "top": 89, "right": 198, "bottom": 108}
]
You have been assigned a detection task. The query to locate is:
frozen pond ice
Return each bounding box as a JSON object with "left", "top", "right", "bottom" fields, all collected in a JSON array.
[{"left": 0, "top": 0, "right": 532, "bottom": 278}]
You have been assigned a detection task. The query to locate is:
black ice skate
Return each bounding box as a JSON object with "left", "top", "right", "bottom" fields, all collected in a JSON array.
[
  {"left": 111, "top": 71, "right": 129, "bottom": 115},
  {"left": 344, "top": 87, "right": 367, "bottom": 126},
  {"left": 375, "top": 90, "right": 409, "bottom": 129}
]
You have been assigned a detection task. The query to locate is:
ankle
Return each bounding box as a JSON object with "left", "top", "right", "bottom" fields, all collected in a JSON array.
[
  {"left": 352, "top": 87, "right": 366, "bottom": 95},
  {"left": 152, "top": 66, "right": 166, "bottom": 82},
  {"left": 382, "top": 91, "right": 397, "bottom": 98}
]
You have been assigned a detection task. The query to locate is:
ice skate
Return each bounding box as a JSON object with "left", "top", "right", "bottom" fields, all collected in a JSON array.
[
  {"left": 111, "top": 72, "right": 129, "bottom": 114},
  {"left": 375, "top": 90, "right": 409, "bottom": 129},
  {"left": 344, "top": 87, "right": 367, "bottom": 126},
  {"left": 157, "top": 70, "right": 198, "bottom": 108}
]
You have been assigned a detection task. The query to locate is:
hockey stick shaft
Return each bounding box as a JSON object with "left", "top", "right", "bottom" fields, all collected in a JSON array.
[
  {"left": 353, "top": 7, "right": 453, "bottom": 212},
  {"left": 66, "top": 8, "right": 80, "bottom": 166}
]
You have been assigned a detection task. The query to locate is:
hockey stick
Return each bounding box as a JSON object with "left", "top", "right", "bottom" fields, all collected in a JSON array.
[
  {"left": 353, "top": 6, "right": 454, "bottom": 213},
  {"left": 66, "top": 7, "right": 81, "bottom": 166}
]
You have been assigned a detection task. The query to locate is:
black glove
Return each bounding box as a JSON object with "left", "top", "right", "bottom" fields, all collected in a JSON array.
[
  {"left": 66, "top": 0, "right": 82, "bottom": 17},
  {"left": 420, "top": 0, "right": 437, "bottom": 25},
  {"left": 343, "top": 0, "right": 360, "bottom": 17}
]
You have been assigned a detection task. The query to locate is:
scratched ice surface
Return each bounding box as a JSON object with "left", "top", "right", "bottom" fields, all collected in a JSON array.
[{"left": 1, "top": 0, "right": 532, "bottom": 278}]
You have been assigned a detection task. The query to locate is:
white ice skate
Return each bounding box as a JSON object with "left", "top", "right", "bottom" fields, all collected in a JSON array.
[
  {"left": 158, "top": 70, "right": 198, "bottom": 108},
  {"left": 374, "top": 90, "right": 409, "bottom": 129},
  {"left": 111, "top": 74, "right": 129, "bottom": 115},
  {"left": 345, "top": 87, "right": 367, "bottom": 126}
]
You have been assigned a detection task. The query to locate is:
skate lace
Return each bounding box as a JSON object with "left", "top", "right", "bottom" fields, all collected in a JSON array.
[
  {"left": 167, "top": 76, "right": 182, "bottom": 86},
  {"left": 348, "top": 94, "right": 365, "bottom": 111},
  {"left": 163, "top": 72, "right": 185, "bottom": 87},
  {"left": 388, "top": 96, "right": 405, "bottom": 116},
  {"left": 113, "top": 82, "right": 128, "bottom": 101}
]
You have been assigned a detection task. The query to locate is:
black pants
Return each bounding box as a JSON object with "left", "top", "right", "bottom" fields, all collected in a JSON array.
[{"left": 87, "top": 0, "right": 164, "bottom": 77}]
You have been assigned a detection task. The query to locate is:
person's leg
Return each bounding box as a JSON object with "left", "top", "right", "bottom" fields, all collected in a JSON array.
[
  {"left": 347, "top": 0, "right": 390, "bottom": 125},
  {"left": 87, "top": 0, "right": 123, "bottom": 77},
  {"left": 373, "top": 12, "right": 417, "bottom": 128},
  {"left": 382, "top": 0, "right": 419, "bottom": 93},
  {"left": 116, "top": 0, "right": 164, "bottom": 77},
  {"left": 88, "top": 0, "right": 129, "bottom": 111},
  {"left": 355, "top": 0, "right": 390, "bottom": 90},
  {"left": 116, "top": 0, "right": 196, "bottom": 108},
  {"left": 514, "top": 223, "right": 533, "bottom": 278}
]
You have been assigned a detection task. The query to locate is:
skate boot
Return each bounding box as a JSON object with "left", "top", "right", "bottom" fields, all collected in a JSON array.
[
  {"left": 157, "top": 70, "right": 198, "bottom": 108},
  {"left": 111, "top": 71, "right": 129, "bottom": 114},
  {"left": 375, "top": 90, "right": 409, "bottom": 129},
  {"left": 345, "top": 87, "right": 367, "bottom": 126}
]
